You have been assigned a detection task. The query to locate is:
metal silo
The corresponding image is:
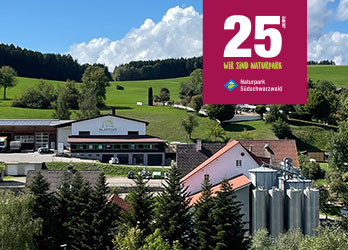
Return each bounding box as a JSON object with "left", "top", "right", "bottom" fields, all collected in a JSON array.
[
  {"left": 249, "top": 167, "right": 278, "bottom": 189},
  {"left": 286, "top": 188, "right": 302, "bottom": 230},
  {"left": 252, "top": 187, "right": 267, "bottom": 232},
  {"left": 303, "top": 188, "right": 319, "bottom": 236},
  {"left": 268, "top": 187, "right": 284, "bottom": 236}
]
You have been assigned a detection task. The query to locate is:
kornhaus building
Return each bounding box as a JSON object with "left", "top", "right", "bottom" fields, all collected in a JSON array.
[{"left": 0, "top": 113, "right": 166, "bottom": 165}]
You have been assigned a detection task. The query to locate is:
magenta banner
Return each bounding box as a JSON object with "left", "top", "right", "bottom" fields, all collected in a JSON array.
[{"left": 203, "top": 0, "right": 307, "bottom": 104}]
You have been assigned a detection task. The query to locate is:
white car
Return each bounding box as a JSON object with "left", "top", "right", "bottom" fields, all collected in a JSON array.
[{"left": 108, "top": 157, "right": 119, "bottom": 164}]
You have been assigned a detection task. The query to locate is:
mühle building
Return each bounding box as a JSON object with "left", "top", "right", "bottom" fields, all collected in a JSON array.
[{"left": 0, "top": 113, "right": 166, "bottom": 165}]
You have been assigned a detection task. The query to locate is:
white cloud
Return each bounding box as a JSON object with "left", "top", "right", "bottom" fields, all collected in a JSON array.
[
  {"left": 307, "top": 0, "right": 334, "bottom": 39},
  {"left": 69, "top": 6, "right": 202, "bottom": 71},
  {"left": 308, "top": 32, "right": 348, "bottom": 64},
  {"left": 337, "top": 0, "right": 348, "bottom": 20}
]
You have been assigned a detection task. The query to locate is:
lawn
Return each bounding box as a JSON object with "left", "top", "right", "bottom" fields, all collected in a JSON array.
[
  {"left": 307, "top": 65, "right": 348, "bottom": 87},
  {"left": 0, "top": 75, "right": 336, "bottom": 150}
]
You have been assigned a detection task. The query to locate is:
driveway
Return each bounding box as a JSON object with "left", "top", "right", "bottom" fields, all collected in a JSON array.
[{"left": 0, "top": 152, "right": 98, "bottom": 163}]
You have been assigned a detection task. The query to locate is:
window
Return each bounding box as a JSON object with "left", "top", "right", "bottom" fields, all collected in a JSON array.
[
  {"left": 236, "top": 160, "right": 242, "bottom": 167},
  {"left": 79, "top": 131, "right": 90, "bottom": 136},
  {"left": 14, "top": 135, "right": 34, "bottom": 143},
  {"left": 106, "top": 144, "right": 112, "bottom": 150},
  {"left": 89, "top": 145, "right": 93, "bottom": 150},
  {"left": 128, "top": 131, "right": 139, "bottom": 135},
  {"left": 204, "top": 174, "right": 210, "bottom": 181},
  {"left": 114, "top": 144, "right": 121, "bottom": 150},
  {"left": 98, "top": 145, "right": 103, "bottom": 150}
]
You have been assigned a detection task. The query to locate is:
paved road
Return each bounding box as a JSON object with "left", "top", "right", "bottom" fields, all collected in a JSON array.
[{"left": 0, "top": 152, "right": 98, "bottom": 163}]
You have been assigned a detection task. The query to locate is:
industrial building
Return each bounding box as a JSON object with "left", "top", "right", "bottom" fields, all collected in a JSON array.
[
  {"left": 0, "top": 112, "right": 167, "bottom": 165},
  {"left": 182, "top": 140, "right": 319, "bottom": 236}
]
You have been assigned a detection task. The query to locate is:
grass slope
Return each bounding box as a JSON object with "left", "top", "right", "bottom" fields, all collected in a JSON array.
[
  {"left": 307, "top": 65, "right": 348, "bottom": 87},
  {"left": 0, "top": 74, "right": 336, "bottom": 149}
]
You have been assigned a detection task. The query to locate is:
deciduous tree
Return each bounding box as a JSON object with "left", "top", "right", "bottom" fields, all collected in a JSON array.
[{"left": 0, "top": 65, "right": 17, "bottom": 99}]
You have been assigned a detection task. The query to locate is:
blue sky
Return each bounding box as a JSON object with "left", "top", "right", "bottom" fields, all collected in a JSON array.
[
  {"left": 0, "top": 0, "right": 202, "bottom": 53},
  {"left": 1, "top": 0, "right": 348, "bottom": 67}
]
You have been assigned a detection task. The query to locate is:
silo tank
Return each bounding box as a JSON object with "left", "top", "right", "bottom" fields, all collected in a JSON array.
[
  {"left": 249, "top": 167, "right": 278, "bottom": 189},
  {"left": 268, "top": 187, "right": 284, "bottom": 236},
  {"left": 252, "top": 188, "right": 267, "bottom": 232},
  {"left": 303, "top": 188, "right": 319, "bottom": 236},
  {"left": 286, "top": 188, "right": 302, "bottom": 230}
]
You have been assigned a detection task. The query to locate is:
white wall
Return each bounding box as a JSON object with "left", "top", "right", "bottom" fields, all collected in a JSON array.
[
  {"left": 57, "top": 126, "right": 72, "bottom": 147},
  {"left": 184, "top": 143, "right": 260, "bottom": 194},
  {"left": 71, "top": 115, "right": 146, "bottom": 136}
]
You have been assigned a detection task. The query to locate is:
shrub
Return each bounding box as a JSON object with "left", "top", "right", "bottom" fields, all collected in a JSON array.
[{"left": 271, "top": 118, "right": 292, "bottom": 139}]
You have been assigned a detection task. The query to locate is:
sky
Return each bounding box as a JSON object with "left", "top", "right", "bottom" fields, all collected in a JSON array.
[{"left": 0, "top": 0, "right": 348, "bottom": 70}]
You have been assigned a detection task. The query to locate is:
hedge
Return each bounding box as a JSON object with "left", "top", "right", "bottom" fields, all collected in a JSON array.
[{"left": 46, "top": 162, "right": 169, "bottom": 177}]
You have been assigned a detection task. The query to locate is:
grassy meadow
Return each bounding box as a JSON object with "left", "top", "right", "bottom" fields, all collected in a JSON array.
[
  {"left": 307, "top": 65, "right": 348, "bottom": 87},
  {"left": 0, "top": 65, "right": 344, "bottom": 149}
]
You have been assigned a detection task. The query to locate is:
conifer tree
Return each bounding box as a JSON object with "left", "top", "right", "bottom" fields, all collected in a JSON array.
[
  {"left": 153, "top": 162, "right": 194, "bottom": 248},
  {"left": 56, "top": 171, "right": 73, "bottom": 248},
  {"left": 211, "top": 179, "right": 250, "bottom": 250},
  {"left": 89, "top": 172, "right": 115, "bottom": 250},
  {"left": 121, "top": 174, "right": 153, "bottom": 237},
  {"left": 66, "top": 171, "right": 94, "bottom": 250},
  {"left": 28, "top": 171, "right": 58, "bottom": 250},
  {"left": 194, "top": 175, "right": 215, "bottom": 250}
]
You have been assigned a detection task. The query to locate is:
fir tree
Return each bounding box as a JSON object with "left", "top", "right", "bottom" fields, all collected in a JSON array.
[
  {"left": 148, "top": 87, "right": 153, "bottom": 106},
  {"left": 153, "top": 162, "right": 194, "bottom": 248},
  {"left": 121, "top": 174, "right": 153, "bottom": 237},
  {"left": 211, "top": 179, "right": 250, "bottom": 250},
  {"left": 89, "top": 172, "right": 115, "bottom": 250},
  {"left": 28, "top": 171, "right": 58, "bottom": 250},
  {"left": 194, "top": 175, "right": 215, "bottom": 250},
  {"left": 56, "top": 171, "right": 73, "bottom": 248},
  {"left": 66, "top": 171, "right": 94, "bottom": 250}
]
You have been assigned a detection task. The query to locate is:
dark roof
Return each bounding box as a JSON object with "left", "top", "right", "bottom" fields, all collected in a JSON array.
[
  {"left": 176, "top": 139, "right": 299, "bottom": 176},
  {"left": 54, "top": 114, "right": 149, "bottom": 128},
  {"left": 176, "top": 144, "right": 225, "bottom": 176},
  {"left": 26, "top": 170, "right": 100, "bottom": 192},
  {"left": 67, "top": 135, "right": 166, "bottom": 143},
  {"left": 0, "top": 119, "right": 72, "bottom": 127}
]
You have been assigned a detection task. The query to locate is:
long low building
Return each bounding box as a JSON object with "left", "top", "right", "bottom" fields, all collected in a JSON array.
[{"left": 0, "top": 112, "right": 167, "bottom": 165}]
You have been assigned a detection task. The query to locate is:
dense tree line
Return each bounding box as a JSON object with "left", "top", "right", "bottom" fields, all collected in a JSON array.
[
  {"left": 307, "top": 60, "right": 336, "bottom": 65},
  {"left": 0, "top": 43, "right": 112, "bottom": 81},
  {"left": 113, "top": 56, "right": 202, "bottom": 81}
]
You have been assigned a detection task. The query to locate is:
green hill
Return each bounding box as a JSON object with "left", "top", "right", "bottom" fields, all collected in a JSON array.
[
  {"left": 0, "top": 69, "right": 339, "bottom": 150},
  {"left": 307, "top": 65, "right": 348, "bottom": 87}
]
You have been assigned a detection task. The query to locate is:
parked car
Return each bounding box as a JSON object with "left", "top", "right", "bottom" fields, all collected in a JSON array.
[
  {"left": 109, "top": 157, "right": 119, "bottom": 164},
  {"left": 127, "top": 171, "right": 134, "bottom": 179},
  {"left": 38, "top": 147, "right": 54, "bottom": 154},
  {"left": 139, "top": 168, "right": 152, "bottom": 179}
]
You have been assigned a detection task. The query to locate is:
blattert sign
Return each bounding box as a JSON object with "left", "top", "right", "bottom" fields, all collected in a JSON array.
[
  {"left": 99, "top": 119, "right": 117, "bottom": 133},
  {"left": 203, "top": 0, "right": 307, "bottom": 104}
]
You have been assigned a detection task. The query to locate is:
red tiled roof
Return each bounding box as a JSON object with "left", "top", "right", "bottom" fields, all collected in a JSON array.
[
  {"left": 188, "top": 174, "right": 251, "bottom": 206},
  {"left": 238, "top": 140, "right": 299, "bottom": 167},
  {"left": 108, "top": 194, "right": 130, "bottom": 212}
]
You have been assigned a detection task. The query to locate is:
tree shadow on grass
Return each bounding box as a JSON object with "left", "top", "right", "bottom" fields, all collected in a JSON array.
[
  {"left": 101, "top": 105, "right": 132, "bottom": 111},
  {"left": 292, "top": 135, "right": 321, "bottom": 151},
  {"left": 221, "top": 123, "right": 256, "bottom": 132}
]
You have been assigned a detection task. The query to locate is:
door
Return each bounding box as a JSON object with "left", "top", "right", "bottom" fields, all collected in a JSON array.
[{"left": 6, "top": 165, "right": 18, "bottom": 176}]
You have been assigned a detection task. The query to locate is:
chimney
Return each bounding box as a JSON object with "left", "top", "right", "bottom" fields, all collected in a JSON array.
[
  {"left": 196, "top": 139, "right": 202, "bottom": 151},
  {"left": 112, "top": 107, "right": 116, "bottom": 115},
  {"left": 249, "top": 145, "right": 253, "bottom": 152}
]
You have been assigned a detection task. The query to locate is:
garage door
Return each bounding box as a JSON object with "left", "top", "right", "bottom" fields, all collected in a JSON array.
[
  {"left": 6, "top": 166, "right": 18, "bottom": 176},
  {"left": 24, "top": 166, "right": 36, "bottom": 175}
]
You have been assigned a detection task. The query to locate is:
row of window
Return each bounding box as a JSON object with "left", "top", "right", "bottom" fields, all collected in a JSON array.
[{"left": 72, "top": 143, "right": 160, "bottom": 151}]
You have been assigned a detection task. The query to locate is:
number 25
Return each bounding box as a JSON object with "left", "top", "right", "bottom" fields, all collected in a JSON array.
[{"left": 223, "top": 15, "right": 282, "bottom": 58}]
